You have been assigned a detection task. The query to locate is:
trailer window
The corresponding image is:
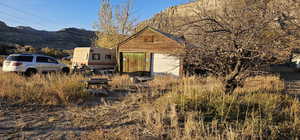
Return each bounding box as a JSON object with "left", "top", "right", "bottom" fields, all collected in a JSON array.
[
  {"left": 92, "top": 54, "right": 101, "bottom": 60},
  {"left": 105, "top": 55, "right": 112, "bottom": 60}
]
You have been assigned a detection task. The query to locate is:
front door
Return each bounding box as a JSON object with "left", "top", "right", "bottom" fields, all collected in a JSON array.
[{"left": 122, "top": 52, "right": 150, "bottom": 73}]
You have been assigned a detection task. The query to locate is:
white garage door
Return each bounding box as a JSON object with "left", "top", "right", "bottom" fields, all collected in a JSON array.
[{"left": 152, "top": 54, "right": 180, "bottom": 76}]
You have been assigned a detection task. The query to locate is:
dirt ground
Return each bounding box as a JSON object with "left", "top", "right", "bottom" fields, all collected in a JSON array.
[
  {"left": 1, "top": 70, "right": 300, "bottom": 139},
  {"left": 0, "top": 92, "right": 153, "bottom": 140},
  {"left": 0, "top": 104, "right": 77, "bottom": 139}
]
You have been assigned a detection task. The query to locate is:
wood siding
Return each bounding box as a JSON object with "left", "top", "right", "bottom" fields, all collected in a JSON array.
[
  {"left": 122, "top": 52, "right": 151, "bottom": 73},
  {"left": 118, "top": 29, "right": 184, "bottom": 54},
  {"left": 117, "top": 27, "right": 185, "bottom": 75}
]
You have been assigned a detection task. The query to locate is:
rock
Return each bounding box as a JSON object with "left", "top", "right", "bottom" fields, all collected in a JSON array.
[{"left": 139, "top": 0, "right": 299, "bottom": 32}]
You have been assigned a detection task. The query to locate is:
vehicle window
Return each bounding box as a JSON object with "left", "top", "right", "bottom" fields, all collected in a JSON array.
[
  {"left": 92, "top": 54, "right": 101, "bottom": 60},
  {"left": 48, "top": 57, "right": 58, "bottom": 63},
  {"left": 36, "top": 57, "right": 48, "bottom": 63},
  {"left": 105, "top": 55, "right": 112, "bottom": 60},
  {"left": 7, "top": 56, "right": 33, "bottom": 62},
  {"left": 36, "top": 56, "right": 58, "bottom": 63}
]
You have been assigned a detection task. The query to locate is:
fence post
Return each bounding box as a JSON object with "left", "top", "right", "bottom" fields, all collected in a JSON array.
[{"left": 284, "top": 81, "right": 289, "bottom": 94}]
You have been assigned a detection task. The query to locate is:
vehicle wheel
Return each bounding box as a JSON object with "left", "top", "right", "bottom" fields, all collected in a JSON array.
[
  {"left": 24, "top": 68, "right": 37, "bottom": 77},
  {"left": 62, "top": 67, "right": 70, "bottom": 74}
]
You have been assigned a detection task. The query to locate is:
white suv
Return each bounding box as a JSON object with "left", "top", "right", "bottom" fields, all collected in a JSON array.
[{"left": 2, "top": 54, "right": 70, "bottom": 76}]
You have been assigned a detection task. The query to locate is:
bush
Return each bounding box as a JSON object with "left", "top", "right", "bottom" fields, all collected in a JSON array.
[
  {"left": 40, "top": 47, "right": 67, "bottom": 58},
  {"left": 0, "top": 56, "right": 5, "bottom": 66}
]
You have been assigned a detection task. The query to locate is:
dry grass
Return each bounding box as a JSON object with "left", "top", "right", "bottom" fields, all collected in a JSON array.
[
  {"left": 110, "top": 74, "right": 134, "bottom": 88},
  {"left": 0, "top": 71, "right": 299, "bottom": 139},
  {"left": 0, "top": 56, "right": 5, "bottom": 66},
  {"left": 148, "top": 75, "right": 180, "bottom": 89},
  {"left": 236, "top": 75, "right": 285, "bottom": 94},
  {"left": 0, "top": 72, "right": 88, "bottom": 104},
  {"left": 139, "top": 75, "right": 300, "bottom": 139},
  {"left": 93, "top": 74, "right": 134, "bottom": 89}
]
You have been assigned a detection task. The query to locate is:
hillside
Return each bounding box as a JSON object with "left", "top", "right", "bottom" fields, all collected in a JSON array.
[
  {"left": 138, "top": 0, "right": 231, "bottom": 32},
  {"left": 139, "top": 0, "right": 299, "bottom": 32},
  {"left": 0, "top": 0, "right": 298, "bottom": 50},
  {"left": 138, "top": 0, "right": 299, "bottom": 49},
  {"left": 0, "top": 21, "right": 95, "bottom": 50}
]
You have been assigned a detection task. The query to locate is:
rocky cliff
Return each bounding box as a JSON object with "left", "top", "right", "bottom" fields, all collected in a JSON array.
[
  {"left": 138, "top": 0, "right": 228, "bottom": 32},
  {"left": 139, "top": 0, "right": 299, "bottom": 33},
  {"left": 0, "top": 0, "right": 298, "bottom": 50},
  {"left": 0, "top": 21, "right": 95, "bottom": 50}
]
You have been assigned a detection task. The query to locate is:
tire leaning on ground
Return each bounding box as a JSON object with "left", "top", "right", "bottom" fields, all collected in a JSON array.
[
  {"left": 62, "top": 67, "right": 70, "bottom": 74},
  {"left": 24, "top": 68, "right": 37, "bottom": 77}
]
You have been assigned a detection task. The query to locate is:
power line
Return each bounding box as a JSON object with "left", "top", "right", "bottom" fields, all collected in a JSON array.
[
  {"left": 0, "top": 10, "right": 45, "bottom": 29},
  {"left": 0, "top": 1, "right": 58, "bottom": 24},
  {"left": 0, "top": 15, "right": 28, "bottom": 26},
  {"left": 0, "top": 2, "right": 60, "bottom": 28}
]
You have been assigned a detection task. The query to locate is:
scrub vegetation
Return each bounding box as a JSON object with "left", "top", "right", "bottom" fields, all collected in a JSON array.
[
  {"left": 138, "top": 76, "right": 300, "bottom": 139},
  {"left": 0, "top": 72, "right": 299, "bottom": 139},
  {"left": 0, "top": 72, "right": 88, "bottom": 104}
]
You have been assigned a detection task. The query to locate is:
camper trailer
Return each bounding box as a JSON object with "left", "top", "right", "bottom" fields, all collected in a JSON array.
[{"left": 72, "top": 47, "right": 116, "bottom": 71}]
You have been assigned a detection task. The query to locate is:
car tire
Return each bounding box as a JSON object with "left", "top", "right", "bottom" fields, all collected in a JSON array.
[
  {"left": 25, "top": 68, "right": 37, "bottom": 77},
  {"left": 62, "top": 67, "right": 70, "bottom": 74}
]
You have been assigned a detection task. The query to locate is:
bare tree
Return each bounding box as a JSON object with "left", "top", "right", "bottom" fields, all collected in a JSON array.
[
  {"left": 273, "top": 0, "right": 300, "bottom": 47},
  {"left": 98, "top": 0, "right": 114, "bottom": 34},
  {"left": 95, "top": 0, "right": 137, "bottom": 48},
  {"left": 182, "top": 0, "right": 299, "bottom": 93},
  {"left": 115, "top": 0, "right": 137, "bottom": 35}
]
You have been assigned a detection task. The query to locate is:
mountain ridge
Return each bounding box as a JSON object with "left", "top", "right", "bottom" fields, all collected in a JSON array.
[{"left": 0, "top": 21, "right": 95, "bottom": 50}]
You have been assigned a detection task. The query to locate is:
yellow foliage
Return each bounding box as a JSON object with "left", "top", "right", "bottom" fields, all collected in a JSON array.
[{"left": 95, "top": 33, "right": 127, "bottom": 48}]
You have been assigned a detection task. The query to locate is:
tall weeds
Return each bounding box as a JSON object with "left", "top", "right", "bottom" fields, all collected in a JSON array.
[
  {"left": 1, "top": 71, "right": 299, "bottom": 139},
  {"left": 0, "top": 72, "right": 88, "bottom": 104},
  {"left": 141, "top": 75, "right": 300, "bottom": 139}
]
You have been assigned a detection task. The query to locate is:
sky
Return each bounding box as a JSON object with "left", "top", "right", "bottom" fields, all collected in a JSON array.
[{"left": 0, "top": 0, "right": 189, "bottom": 31}]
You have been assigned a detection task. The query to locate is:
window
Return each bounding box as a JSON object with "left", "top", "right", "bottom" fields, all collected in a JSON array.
[
  {"left": 36, "top": 56, "right": 58, "bottom": 63},
  {"left": 47, "top": 57, "right": 58, "bottom": 63},
  {"left": 105, "top": 55, "right": 112, "bottom": 60},
  {"left": 7, "top": 56, "right": 33, "bottom": 62},
  {"left": 92, "top": 53, "right": 101, "bottom": 60},
  {"left": 144, "top": 36, "right": 154, "bottom": 42},
  {"left": 36, "top": 57, "right": 48, "bottom": 63}
]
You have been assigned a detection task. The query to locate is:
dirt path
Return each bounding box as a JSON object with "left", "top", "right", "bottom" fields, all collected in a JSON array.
[
  {"left": 0, "top": 94, "right": 149, "bottom": 140},
  {"left": 0, "top": 104, "right": 83, "bottom": 139}
]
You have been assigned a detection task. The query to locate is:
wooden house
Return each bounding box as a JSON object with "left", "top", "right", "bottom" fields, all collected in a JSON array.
[{"left": 117, "top": 26, "right": 185, "bottom": 76}]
